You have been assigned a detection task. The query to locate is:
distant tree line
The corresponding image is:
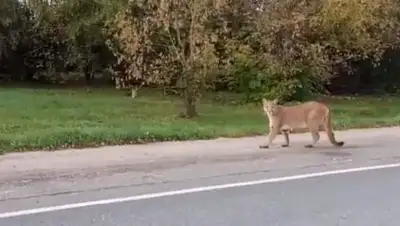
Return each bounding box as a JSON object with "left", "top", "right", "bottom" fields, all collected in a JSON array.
[{"left": 1, "top": 0, "right": 400, "bottom": 116}]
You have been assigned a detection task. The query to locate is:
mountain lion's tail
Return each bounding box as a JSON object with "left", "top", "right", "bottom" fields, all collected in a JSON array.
[{"left": 324, "top": 110, "right": 344, "bottom": 147}]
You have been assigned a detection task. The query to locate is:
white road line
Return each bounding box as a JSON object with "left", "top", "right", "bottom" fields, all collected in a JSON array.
[{"left": 1, "top": 162, "right": 400, "bottom": 219}]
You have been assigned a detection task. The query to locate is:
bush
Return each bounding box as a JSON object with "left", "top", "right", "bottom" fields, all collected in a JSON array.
[{"left": 227, "top": 44, "right": 319, "bottom": 103}]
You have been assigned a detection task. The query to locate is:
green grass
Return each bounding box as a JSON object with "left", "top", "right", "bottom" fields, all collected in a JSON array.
[{"left": 0, "top": 88, "right": 400, "bottom": 154}]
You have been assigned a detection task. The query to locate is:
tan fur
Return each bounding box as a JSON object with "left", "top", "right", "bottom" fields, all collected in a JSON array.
[{"left": 259, "top": 98, "right": 344, "bottom": 149}]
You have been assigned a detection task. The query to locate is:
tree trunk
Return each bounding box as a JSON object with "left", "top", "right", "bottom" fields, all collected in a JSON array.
[
  {"left": 181, "top": 18, "right": 198, "bottom": 118},
  {"left": 183, "top": 86, "right": 197, "bottom": 118},
  {"left": 182, "top": 70, "right": 198, "bottom": 118}
]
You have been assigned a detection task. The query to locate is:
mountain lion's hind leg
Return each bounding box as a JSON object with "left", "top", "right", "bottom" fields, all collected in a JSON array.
[{"left": 305, "top": 130, "right": 320, "bottom": 148}]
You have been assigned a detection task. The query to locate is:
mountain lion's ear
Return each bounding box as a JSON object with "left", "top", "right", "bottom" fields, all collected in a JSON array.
[{"left": 262, "top": 98, "right": 267, "bottom": 105}]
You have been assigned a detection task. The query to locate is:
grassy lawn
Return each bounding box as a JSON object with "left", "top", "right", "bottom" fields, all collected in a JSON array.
[{"left": 0, "top": 87, "right": 400, "bottom": 154}]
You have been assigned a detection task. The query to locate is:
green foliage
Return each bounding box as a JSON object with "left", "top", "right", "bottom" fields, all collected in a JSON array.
[
  {"left": 224, "top": 43, "right": 318, "bottom": 103},
  {"left": 0, "top": 0, "right": 119, "bottom": 83},
  {"left": 250, "top": 0, "right": 400, "bottom": 100},
  {"left": 1, "top": 0, "right": 400, "bottom": 115},
  {"left": 0, "top": 0, "right": 32, "bottom": 78},
  {"left": 230, "top": 56, "right": 268, "bottom": 103},
  {"left": 231, "top": 63, "right": 316, "bottom": 103}
]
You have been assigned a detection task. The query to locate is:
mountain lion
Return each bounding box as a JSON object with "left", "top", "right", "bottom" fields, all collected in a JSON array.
[{"left": 259, "top": 98, "right": 344, "bottom": 148}]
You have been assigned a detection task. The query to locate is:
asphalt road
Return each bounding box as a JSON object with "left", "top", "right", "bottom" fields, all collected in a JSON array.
[
  {"left": 1, "top": 165, "right": 400, "bottom": 226},
  {"left": 1, "top": 127, "right": 400, "bottom": 226}
]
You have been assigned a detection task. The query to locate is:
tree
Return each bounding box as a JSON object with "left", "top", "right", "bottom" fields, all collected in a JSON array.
[
  {"left": 22, "top": 0, "right": 121, "bottom": 84},
  {"left": 250, "top": 0, "right": 400, "bottom": 100},
  {"left": 0, "top": 0, "right": 31, "bottom": 79},
  {"left": 109, "top": 0, "right": 228, "bottom": 117}
]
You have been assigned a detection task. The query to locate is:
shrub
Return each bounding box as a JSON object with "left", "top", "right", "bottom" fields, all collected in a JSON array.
[{"left": 227, "top": 44, "right": 319, "bottom": 103}]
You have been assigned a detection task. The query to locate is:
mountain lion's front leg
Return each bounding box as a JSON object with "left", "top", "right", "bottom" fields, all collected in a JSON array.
[
  {"left": 259, "top": 126, "right": 279, "bottom": 149},
  {"left": 281, "top": 129, "right": 290, "bottom": 147}
]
